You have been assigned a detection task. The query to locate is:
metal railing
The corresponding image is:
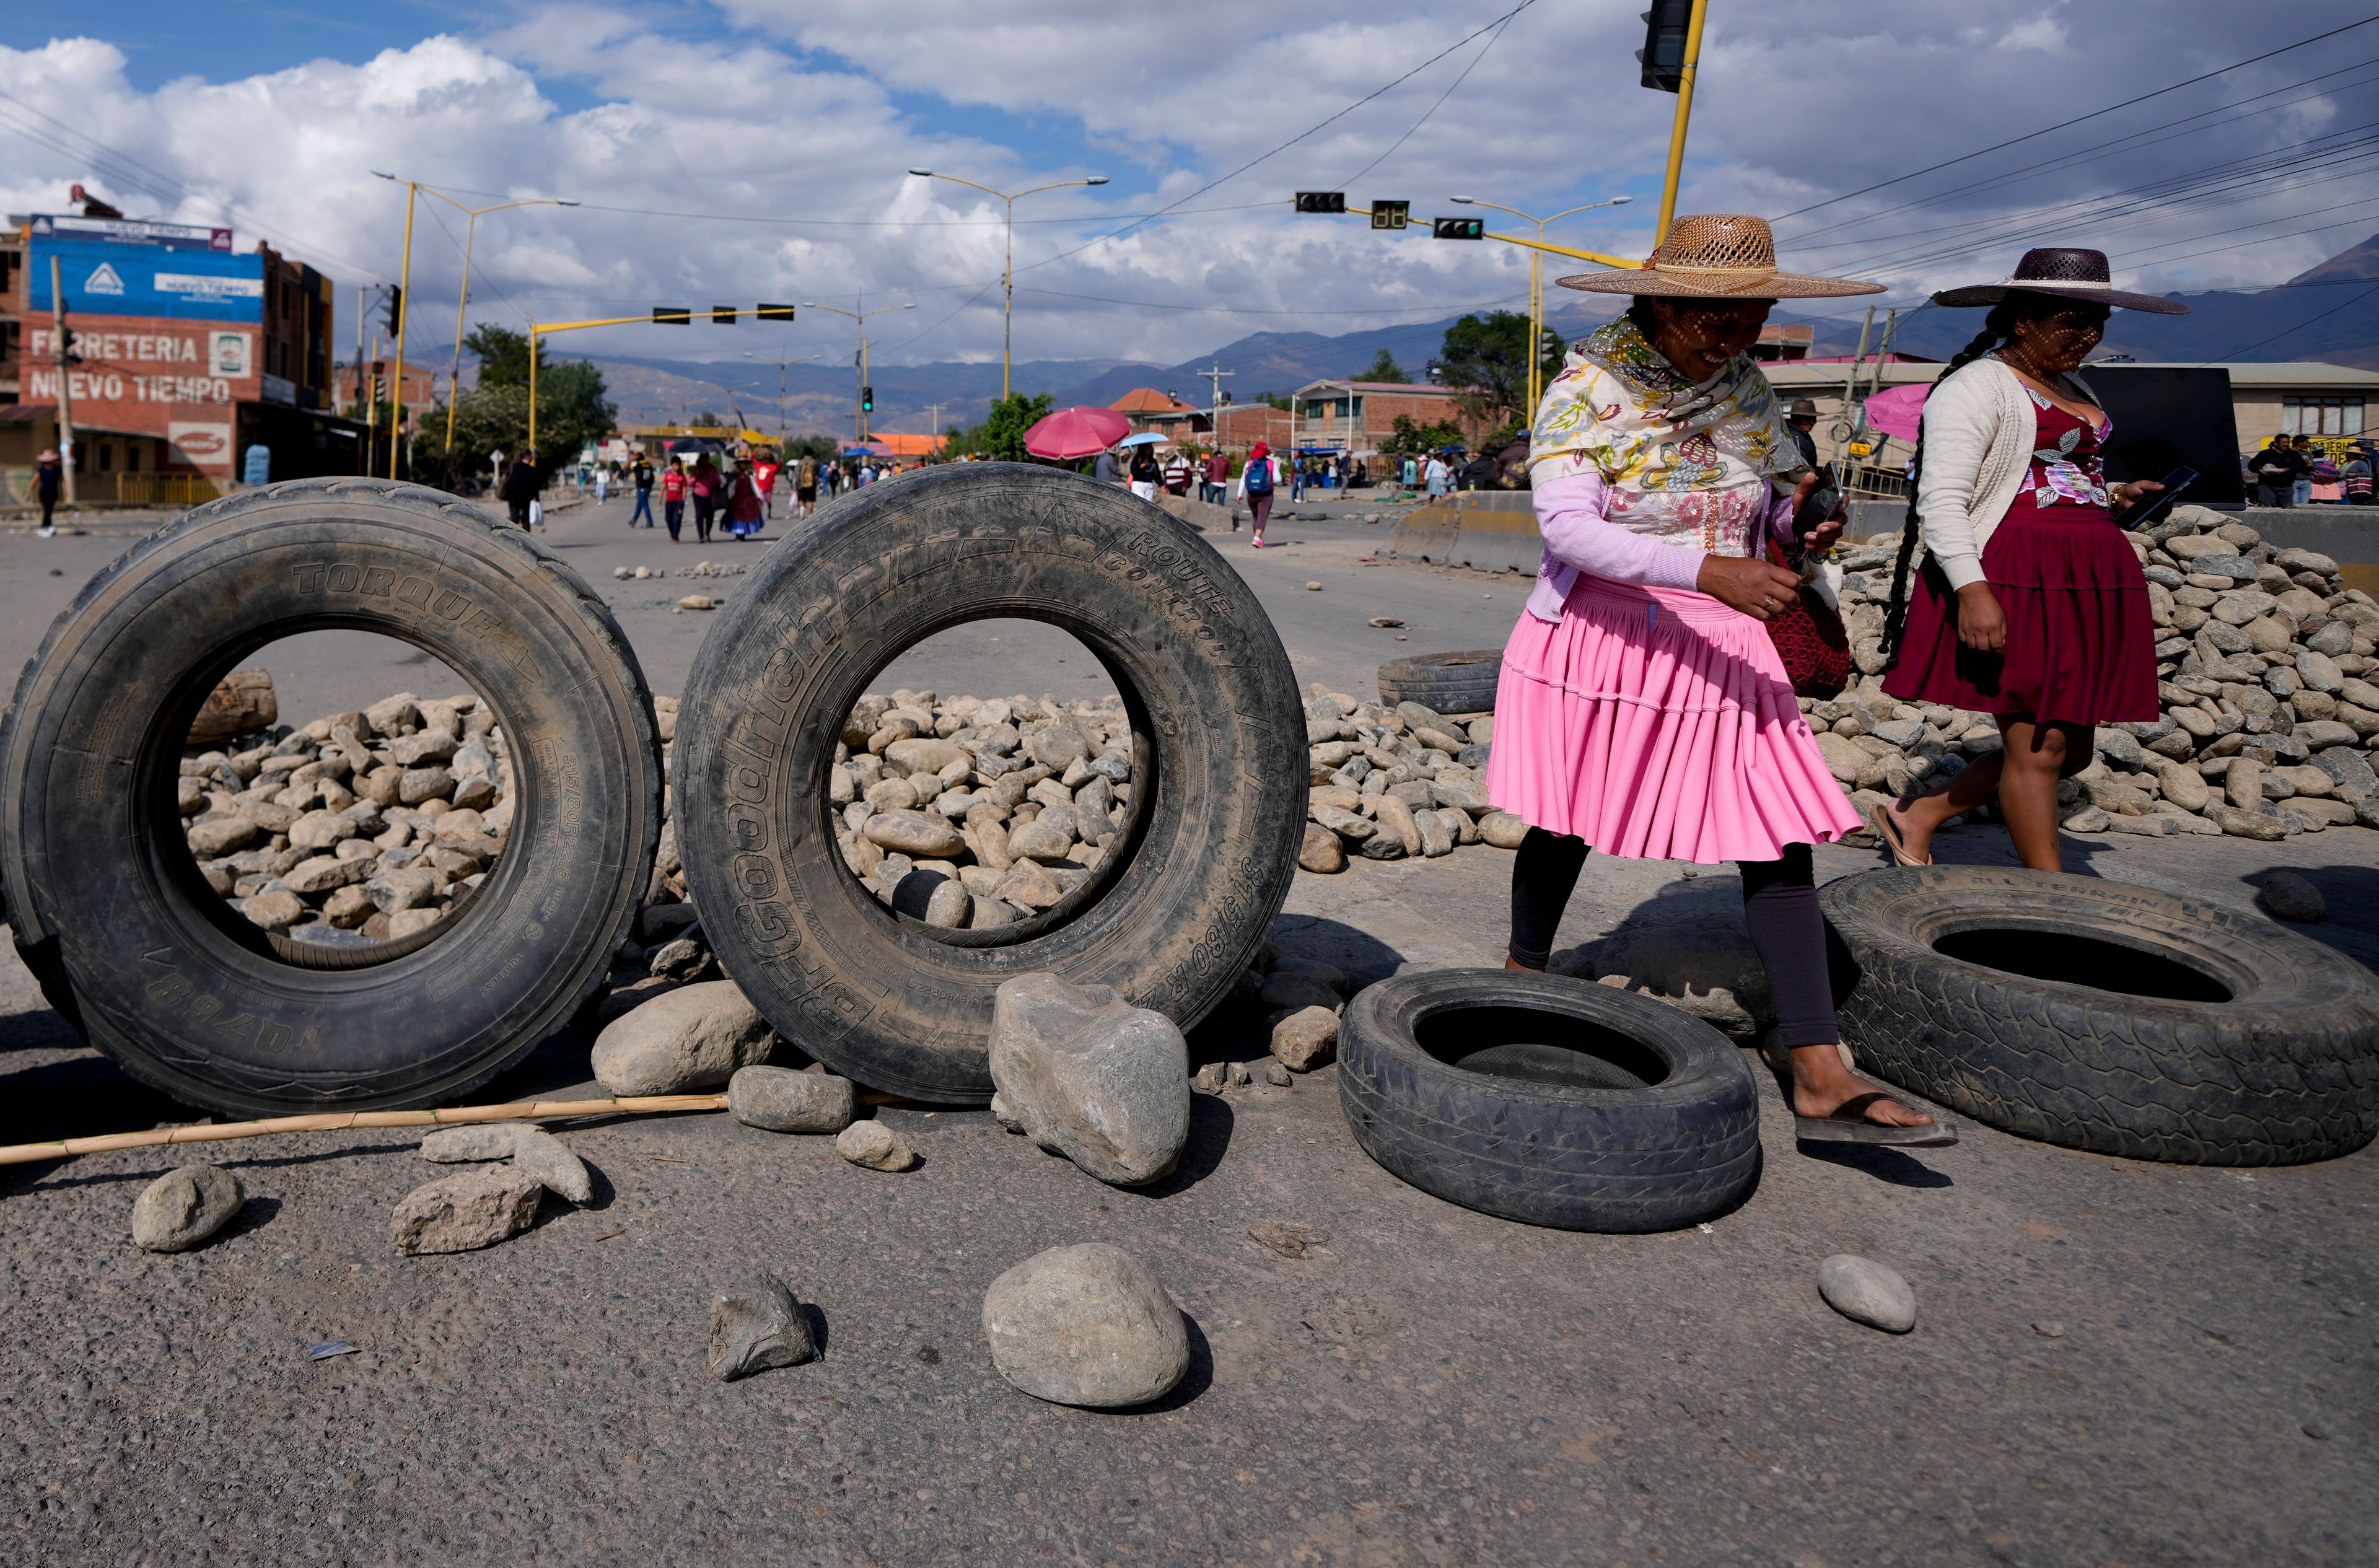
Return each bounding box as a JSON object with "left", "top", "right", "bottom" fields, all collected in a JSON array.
[{"left": 112, "top": 473, "right": 221, "bottom": 507}]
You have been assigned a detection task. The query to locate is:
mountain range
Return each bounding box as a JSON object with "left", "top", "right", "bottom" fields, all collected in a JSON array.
[{"left": 513, "top": 230, "right": 2379, "bottom": 438}]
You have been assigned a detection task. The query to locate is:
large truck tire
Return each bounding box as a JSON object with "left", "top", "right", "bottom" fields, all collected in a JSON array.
[
  {"left": 1337, "top": 968, "right": 1761, "bottom": 1232},
  {"left": 0, "top": 478, "right": 664, "bottom": 1115},
  {"left": 1376, "top": 650, "right": 1501, "bottom": 714},
  {"left": 676, "top": 464, "right": 1305, "bottom": 1103},
  {"left": 1822, "top": 867, "right": 2379, "bottom": 1165}
]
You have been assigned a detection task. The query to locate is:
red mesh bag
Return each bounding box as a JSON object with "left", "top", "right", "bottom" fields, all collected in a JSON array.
[{"left": 1763, "top": 539, "right": 1851, "bottom": 700}]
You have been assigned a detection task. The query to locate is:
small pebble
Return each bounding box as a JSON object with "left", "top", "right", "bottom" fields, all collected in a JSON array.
[
  {"left": 1227, "top": 1059, "right": 1253, "bottom": 1088},
  {"left": 1306, "top": 581, "right": 1323, "bottom": 591},
  {"left": 1264, "top": 1061, "right": 1293, "bottom": 1087},
  {"left": 2032, "top": 1320, "right": 2066, "bottom": 1339},
  {"left": 2303, "top": 1422, "right": 2329, "bottom": 1440},
  {"left": 1817, "top": 1254, "right": 1916, "bottom": 1334}
]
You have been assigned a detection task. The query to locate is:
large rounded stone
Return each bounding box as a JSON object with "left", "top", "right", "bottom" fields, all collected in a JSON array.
[
  {"left": 131, "top": 1165, "right": 244, "bottom": 1253},
  {"left": 390, "top": 1164, "right": 544, "bottom": 1255},
  {"left": 1297, "top": 823, "right": 1346, "bottom": 873},
  {"left": 2259, "top": 871, "right": 2326, "bottom": 923},
  {"left": 1027, "top": 725, "right": 1090, "bottom": 770},
  {"left": 729, "top": 1065, "right": 856, "bottom": 1133},
  {"left": 186, "top": 816, "right": 260, "bottom": 857},
  {"left": 983, "top": 1243, "right": 1190, "bottom": 1408},
  {"left": 1479, "top": 812, "right": 1530, "bottom": 849},
  {"left": 862, "top": 809, "right": 966, "bottom": 860},
  {"left": 989, "top": 973, "right": 1190, "bottom": 1186},
  {"left": 591, "top": 979, "right": 776, "bottom": 1095},
  {"left": 510, "top": 1128, "right": 594, "bottom": 1204},
  {"left": 883, "top": 737, "right": 967, "bottom": 776},
  {"left": 1004, "top": 820, "right": 1074, "bottom": 863},
  {"left": 1270, "top": 1005, "right": 1340, "bottom": 1071},
  {"left": 1818, "top": 1254, "right": 1916, "bottom": 1333}
]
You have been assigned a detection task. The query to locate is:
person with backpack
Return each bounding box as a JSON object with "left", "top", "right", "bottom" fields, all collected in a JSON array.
[
  {"left": 796, "top": 453, "right": 819, "bottom": 516},
  {"left": 1234, "top": 440, "right": 1279, "bottom": 547}
]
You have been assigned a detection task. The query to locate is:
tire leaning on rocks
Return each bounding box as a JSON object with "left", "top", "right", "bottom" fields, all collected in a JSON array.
[
  {"left": 676, "top": 463, "right": 1306, "bottom": 1103},
  {"left": 1336, "top": 968, "right": 1761, "bottom": 1232},
  {"left": 1375, "top": 649, "right": 1501, "bottom": 714},
  {"left": 0, "top": 478, "right": 663, "bottom": 1115},
  {"left": 1822, "top": 866, "right": 2379, "bottom": 1165}
]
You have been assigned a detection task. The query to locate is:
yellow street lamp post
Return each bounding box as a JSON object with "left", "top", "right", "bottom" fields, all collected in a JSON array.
[
  {"left": 799, "top": 297, "right": 914, "bottom": 443},
  {"left": 439, "top": 196, "right": 577, "bottom": 471},
  {"left": 906, "top": 169, "right": 1108, "bottom": 399},
  {"left": 1450, "top": 195, "right": 1632, "bottom": 419}
]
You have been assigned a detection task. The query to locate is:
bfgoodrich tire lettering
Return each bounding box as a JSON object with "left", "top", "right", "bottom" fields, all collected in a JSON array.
[
  {"left": 1822, "top": 866, "right": 2379, "bottom": 1165},
  {"left": 677, "top": 464, "right": 1305, "bottom": 1103},
  {"left": 0, "top": 478, "right": 663, "bottom": 1115},
  {"left": 1337, "top": 968, "right": 1761, "bottom": 1232}
]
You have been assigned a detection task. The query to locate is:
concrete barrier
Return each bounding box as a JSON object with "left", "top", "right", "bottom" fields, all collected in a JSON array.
[{"left": 1381, "top": 490, "right": 1540, "bottom": 575}]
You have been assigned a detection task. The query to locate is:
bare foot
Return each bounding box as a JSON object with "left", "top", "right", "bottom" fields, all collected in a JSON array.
[{"left": 1789, "top": 1045, "right": 1934, "bottom": 1128}]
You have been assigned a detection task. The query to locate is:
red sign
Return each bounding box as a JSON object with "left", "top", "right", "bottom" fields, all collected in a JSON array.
[{"left": 20, "top": 312, "right": 263, "bottom": 472}]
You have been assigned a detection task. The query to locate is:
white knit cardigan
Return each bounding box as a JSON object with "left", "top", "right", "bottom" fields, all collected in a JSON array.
[{"left": 1913, "top": 356, "right": 2100, "bottom": 590}]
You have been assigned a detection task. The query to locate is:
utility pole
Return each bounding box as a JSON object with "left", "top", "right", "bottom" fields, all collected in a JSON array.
[
  {"left": 926, "top": 403, "right": 944, "bottom": 458},
  {"left": 49, "top": 256, "right": 76, "bottom": 507},
  {"left": 800, "top": 296, "right": 914, "bottom": 447},
  {"left": 366, "top": 332, "right": 380, "bottom": 472},
  {"left": 1199, "top": 361, "right": 1233, "bottom": 451},
  {"left": 909, "top": 170, "right": 1110, "bottom": 399},
  {"left": 1833, "top": 305, "right": 1876, "bottom": 449}
]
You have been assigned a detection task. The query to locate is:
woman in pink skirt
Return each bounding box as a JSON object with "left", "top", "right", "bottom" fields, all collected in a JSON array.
[
  {"left": 1485, "top": 216, "right": 1948, "bottom": 1144},
  {"left": 1873, "top": 248, "right": 2186, "bottom": 870}
]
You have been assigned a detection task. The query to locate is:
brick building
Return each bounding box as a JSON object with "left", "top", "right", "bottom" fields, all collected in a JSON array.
[
  {"left": 0, "top": 205, "right": 356, "bottom": 504},
  {"left": 1284, "top": 379, "right": 1492, "bottom": 461}
]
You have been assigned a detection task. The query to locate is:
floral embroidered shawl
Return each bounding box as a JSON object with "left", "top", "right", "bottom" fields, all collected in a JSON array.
[{"left": 1528, "top": 315, "right": 1808, "bottom": 558}]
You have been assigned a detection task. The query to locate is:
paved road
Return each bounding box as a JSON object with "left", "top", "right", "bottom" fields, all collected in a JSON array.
[{"left": 0, "top": 484, "right": 2373, "bottom": 1564}]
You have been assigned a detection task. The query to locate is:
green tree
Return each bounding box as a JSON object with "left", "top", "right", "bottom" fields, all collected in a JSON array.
[
  {"left": 944, "top": 392, "right": 1054, "bottom": 462},
  {"left": 1384, "top": 413, "right": 1465, "bottom": 458},
  {"left": 462, "top": 323, "right": 541, "bottom": 388},
  {"left": 693, "top": 410, "right": 725, "bottom": 429},
  {"left": 430, "top": 356, "right": 615, "bottom": 492},
  {"left": 1255, "top": 392, "right": 1292, "bottom": 411},
  {"left": 1437, "top": 311, "right": 1563, "bottom": 427},
  {"left": 1356, "top": 348, "right": 1409, "bottom": 383}
]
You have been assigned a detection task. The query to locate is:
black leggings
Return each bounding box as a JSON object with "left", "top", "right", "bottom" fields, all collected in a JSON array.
[{"left": 1509, "top": 827, "right": 1841, "bottom": 1048}]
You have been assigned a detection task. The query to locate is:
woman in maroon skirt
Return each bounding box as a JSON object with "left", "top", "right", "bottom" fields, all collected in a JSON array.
[{"left": 1871, "top": 248, "right": 2188, "bottom": 870}]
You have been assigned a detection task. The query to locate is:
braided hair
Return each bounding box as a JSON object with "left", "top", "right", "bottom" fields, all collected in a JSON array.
[{"left": 1878, "top": 300, "right": 2022, "bottom": 661}]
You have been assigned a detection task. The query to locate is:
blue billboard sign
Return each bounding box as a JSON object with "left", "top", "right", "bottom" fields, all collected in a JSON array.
[{"left": 28, "top": 237, "right": 264, "bottom": 322}]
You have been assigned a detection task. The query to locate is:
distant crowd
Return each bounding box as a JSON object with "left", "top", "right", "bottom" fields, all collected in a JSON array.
[{"left": 2247, "top": 431, "right": 2373, "bottom": 507}]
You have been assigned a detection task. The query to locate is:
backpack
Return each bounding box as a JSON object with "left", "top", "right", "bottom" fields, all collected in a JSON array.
[{"left": 1243, "top": 457, "right": 1273, "bottom": 494}]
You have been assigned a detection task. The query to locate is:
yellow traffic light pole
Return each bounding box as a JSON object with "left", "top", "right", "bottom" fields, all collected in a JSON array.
[
  {"left": 1654, "top": 0, "right": 1712, "bottom": 244},
  {"left": 524, "top": 316, "right": 656, "bottom": 463}
]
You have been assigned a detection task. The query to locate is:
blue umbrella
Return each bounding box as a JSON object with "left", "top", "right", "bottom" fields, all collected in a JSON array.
[{"left": 1115, "top": 431, "right": 1166, "bottom": 448}]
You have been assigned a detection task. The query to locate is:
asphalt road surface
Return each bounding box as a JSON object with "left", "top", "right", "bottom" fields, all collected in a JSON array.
[{"left": 0, "top": 486, "right": 2372, "bottom": 1565}]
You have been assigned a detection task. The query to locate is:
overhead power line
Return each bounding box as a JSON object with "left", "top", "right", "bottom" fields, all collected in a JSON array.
[{"left": 1772, "top": 15, "right": 2379, "bottom": 224}]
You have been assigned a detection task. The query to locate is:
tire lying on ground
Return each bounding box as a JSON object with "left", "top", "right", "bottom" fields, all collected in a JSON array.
[
  {"left": 1376, "top": 649, "right": 1501, "bottom": 714},
  {"left": 0, "top": 478, "right": 663, "bottom": 1116},
  {"left": 1822, "top": 866, "right": 2379, "bottom": 1165},
  {"left": 1337, "top": 968, "right": 1761, "bottom": 1232},
  {"left": 677, "top": 463, "right": 1306, "bottom": 1103}
]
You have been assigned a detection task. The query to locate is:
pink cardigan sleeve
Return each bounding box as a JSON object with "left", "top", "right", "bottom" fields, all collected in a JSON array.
[{"left": 1524, "top": 473, "right": 1798, "bottom": 622}]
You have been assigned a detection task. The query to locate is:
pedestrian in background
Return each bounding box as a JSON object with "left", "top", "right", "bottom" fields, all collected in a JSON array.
[
  {"left": 629, "top": 455, "right": 656, "bottom": 528},
  {"left": 726, "top": 457, "right": 764, "bottom": 539},
  {"left": 755, "top": 454, "right": 779, "bottom": 519},
  {"left": 1163, "top": 449, "right": 1191, "bottom": 495},
  {"left": 1289, "top": 453, "right": 1306, "bottom": 502},
  {"left": 593, "top": 465, "right": 609, "bottom": 505},
  {"left": 1093, "top": 444, "right": 1122, "bottom": 486},
  {"left": 1424, "top": 452, "right": 1450, "bottom": 497},
  {"left": 690, "top": 452, "right": 721, "bottom": 543},
  {"left": 2309, "top": 444, "right": 2344, "bottom": 504},
  {"left": 1203, "top": 448, "right": 1229, "bottom": 505},
  {"left": 2248, "top": 436, "right": 2302, "bottom": 507},
  {"left": 796, "top": 452, "right": 819, "bottom": 516},
  {"left": 1401, "top": 452, "right": 1419, "bottom": 491},
  {"left": 662, "top": 457, "right": 689, "bottom": 541},
  {"left": 1875, "top": 247, "right": 2185, "bottom": 873},
  {"left": 1235, "top": 439, "right": 1279, "bottom": 547},
  {"left": 1128, "top": 442, "right": 1160, "bottom": 501},
  {"left": 2345, "top": 444, "right": 2373, "bottom": 504},
  {"left": 1786, "top": 397, "right": 1821, "bottom": 470},
  {"left": 501, "top": 449, "right": 539, "bottom": 531},
  {"left": 2292, "top": 433, "right": 2317, "bottom": 506},
  {"left": 32, "top": 446, "right": 63, "bottom": 537}
]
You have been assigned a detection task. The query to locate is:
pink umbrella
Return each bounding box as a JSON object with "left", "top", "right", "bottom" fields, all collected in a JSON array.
[
  {"left": 1023, "top": 406, "right": 1131, "bottom": 460},
  {"left": 1860, "top": 383, "right": 1929, "bottom": 444}
]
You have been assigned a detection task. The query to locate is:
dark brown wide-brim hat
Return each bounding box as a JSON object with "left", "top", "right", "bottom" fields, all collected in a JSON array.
[
  {"left": 1932, "top": 247, "right": 2188, "bottom": 314},
  {"left": 1555, "top": 214, "right": 1885, "bottom": 299}
]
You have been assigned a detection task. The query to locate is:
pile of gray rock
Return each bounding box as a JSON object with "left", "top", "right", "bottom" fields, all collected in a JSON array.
[
  {"left": 179, "top": 690, "right": 510, "bottom": 945},
  {"left": 831, "top": 690, "right": 1138, "bottom": 930},
  {"left": 1297, "top": 689, "right": 1520, "bottom": 872},
  {"left": 608, "top": 560, "right": 749, "bottom": 580},
  {"left": 1819, "top": 506, "right": 2379, "bottom": 841}
]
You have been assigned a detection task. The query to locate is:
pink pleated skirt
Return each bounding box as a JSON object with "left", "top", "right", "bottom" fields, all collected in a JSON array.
[{"left": 1483, "top": 573, "right": 1862, "bottom": 864}]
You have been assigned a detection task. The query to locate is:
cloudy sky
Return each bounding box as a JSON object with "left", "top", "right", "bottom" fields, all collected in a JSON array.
[{"left": 5, "top": 1, "right": 2376, "bottom": 371}]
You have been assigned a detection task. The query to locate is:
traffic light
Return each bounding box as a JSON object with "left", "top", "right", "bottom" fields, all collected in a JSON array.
[
  {"left": 654, "top": 306, "right": 690, "bottom": 324},
  {"left": 385, "top": 286, "right": 402, "bottom": 335},
  {"left": 1294, "top": 191, "right": 1347, "bottom": 214},
  {"left": 756, "top": 303, "right": 795, "bottom": 321},
  {"left": 1430, "top": 216, "right": 1484, "bottom": 240},
  {"left": 1370, "top": 200, "right": 1410, "bottom": 231},
  {"left": 712, "top": 305, "right": 737, "bottom": 325},
  {"left": 1637, "top": 1, "right": 1693, "bottom": 92},
  {"left": 861, "top": 387, "right": 874, "bottom": 413}
]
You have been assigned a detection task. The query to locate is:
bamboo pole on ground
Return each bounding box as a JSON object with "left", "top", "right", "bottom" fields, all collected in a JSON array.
[{"left": 0, "top": 1094, "right": 730, "bottom": 1168}]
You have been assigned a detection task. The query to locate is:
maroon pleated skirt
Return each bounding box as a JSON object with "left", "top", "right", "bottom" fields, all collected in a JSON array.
[{"left": 1883, "top": 502, "right": 2159, "bottom": 724}]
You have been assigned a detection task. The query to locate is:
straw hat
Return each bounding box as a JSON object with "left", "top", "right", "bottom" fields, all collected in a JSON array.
[
  {"left": 37, "top": 448, "right": 59, "bottom": 462},
  {"left": 1930, "top": 247, "right": 2188, "bottom": 315},
  {"left": 1555, "top": 214, "right": 1883, "bottom": 300}
]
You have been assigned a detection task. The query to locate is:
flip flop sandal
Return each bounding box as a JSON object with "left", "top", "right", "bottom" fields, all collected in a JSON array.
[
  {"left": 1867, "top": 800, "right": 1932, "bottom": 867},
  {"left": 1760, "top": 1040, "right": 1958, "bottom": 1147}
]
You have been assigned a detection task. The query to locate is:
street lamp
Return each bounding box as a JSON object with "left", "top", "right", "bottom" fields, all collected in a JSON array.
[
  {"left": 744, "top": 350, "right": 820, "bottom": 447},
  {"left": 1451, "top": 195, "right": 1631, "bottom": 421},
  {"left": 908, "top": 169, "right": 1108, "bottom": 399},
  {"left": 800, "top": 297, "right": 914, "bottom": 443}
]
